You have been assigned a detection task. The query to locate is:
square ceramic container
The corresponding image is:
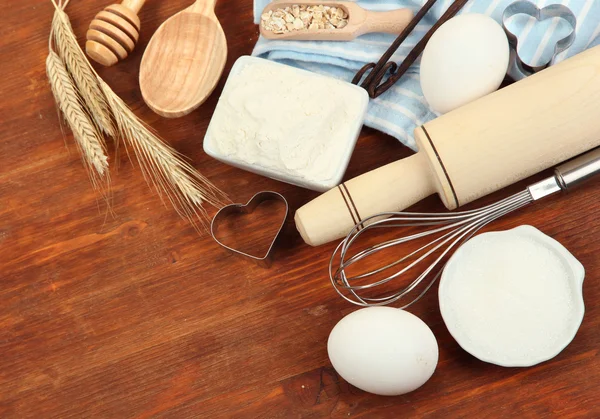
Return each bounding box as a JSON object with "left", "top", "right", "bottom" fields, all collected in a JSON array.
[{"left": 203, "top": 56, "right": 369, "bottom": 192}]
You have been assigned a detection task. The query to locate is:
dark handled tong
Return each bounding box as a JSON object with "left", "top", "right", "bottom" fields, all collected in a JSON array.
[{"left": 353, "top": 0, "right": 469, "bottom": 98}]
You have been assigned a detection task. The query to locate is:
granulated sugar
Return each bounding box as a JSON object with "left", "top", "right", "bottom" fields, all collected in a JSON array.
[{"left": 439, "top": 226, "right": 585, "bottom": 366}]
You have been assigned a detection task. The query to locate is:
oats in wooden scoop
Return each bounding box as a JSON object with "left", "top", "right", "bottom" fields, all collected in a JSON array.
[{"left": 261, "top": 4, "right": 349, "bottom": 34}]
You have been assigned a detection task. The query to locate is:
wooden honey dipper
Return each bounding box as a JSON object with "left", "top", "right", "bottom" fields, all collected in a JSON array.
[{"left": 86, "top": 0, "right": 146, "bottom": 67}]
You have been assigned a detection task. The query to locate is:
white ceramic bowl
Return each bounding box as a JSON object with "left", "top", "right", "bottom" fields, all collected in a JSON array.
[
  {"left": 203, "top": 56, "right": 369, "bottom": 192},
  {"left": 439, "top": 225, "right": 585, "bottom": 367}
]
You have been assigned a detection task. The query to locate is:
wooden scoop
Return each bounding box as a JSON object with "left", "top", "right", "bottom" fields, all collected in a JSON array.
[
  {"left": 259, "top": 0, "right": 414, "bottom": 41},
  {"left": 139, "top": 0, "right": 227, "bottom": 118}
]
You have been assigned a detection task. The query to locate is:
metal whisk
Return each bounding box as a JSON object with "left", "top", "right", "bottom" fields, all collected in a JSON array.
[{"left": 330, "top": 147, "right": 600, "bottom": 308}]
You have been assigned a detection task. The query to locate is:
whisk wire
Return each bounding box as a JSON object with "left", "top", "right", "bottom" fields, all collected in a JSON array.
[
  {"left": 334, "top": 190, "right": 532, "bottom": 280},
  {"left": 330, "top": 190, "right": 533, "bottom": 307}
]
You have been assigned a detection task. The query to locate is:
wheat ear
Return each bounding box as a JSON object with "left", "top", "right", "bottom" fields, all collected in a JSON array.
[
  {"left": 51, "top": 7, "right": 114, "bottom": 137},
  {"left": 99, "top": 79, "right": 228, "bottom": 229},
  {"left": 48, "top": 0, "right": 227, "bottom": 228},
  {"left": 46, "top": 51, "right": 109, "bottom": 188}
]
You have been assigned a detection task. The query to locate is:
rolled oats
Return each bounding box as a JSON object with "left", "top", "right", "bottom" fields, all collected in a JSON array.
[{"left": 261, "top": 4, "right": 350, "bottom": 34}]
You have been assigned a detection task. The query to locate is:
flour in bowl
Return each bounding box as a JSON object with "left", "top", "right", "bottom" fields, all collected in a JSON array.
[{"left": 204, "top": 57, "right": 368, "bottom": 191}]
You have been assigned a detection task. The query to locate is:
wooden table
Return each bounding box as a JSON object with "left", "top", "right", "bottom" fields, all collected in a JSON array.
[{"left": 2, "top": 1, "right": 599, "bottom": 417}]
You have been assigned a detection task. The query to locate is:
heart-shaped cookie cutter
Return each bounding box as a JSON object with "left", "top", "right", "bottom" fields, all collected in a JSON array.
[
  {"left": 210, "top": 191, "right": 289, "bottom": 267},
  {"left": 502, "top": 1, "right": 576, "bottom": 80}
]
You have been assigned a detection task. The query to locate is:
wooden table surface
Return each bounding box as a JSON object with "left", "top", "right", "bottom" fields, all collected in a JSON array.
[{"left": 2, "top": 1, "right": 600, "bottom": 418}]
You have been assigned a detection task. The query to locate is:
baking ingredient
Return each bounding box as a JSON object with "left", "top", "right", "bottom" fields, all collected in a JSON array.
[
  {"left": 259, "top": 2, "right": 414, "bottom": 42},
  {"left": 420, "top": 13, "right": 509, "bottom": 114},
  {"left": 47, "top": 51, "right": 109, "bottom": 187},
  {"left": 327, "top": 307, "right": 438, "bottom": 396},
  {"left": 355, "top": 0, "right": 468, "bottom": 98},
  {"left": 204, "top": 56, "right": 368, "bottom": 192},
  {"left": 47, "top": 1, "right": 227, "bottom": 228},
  {"left": 261, "top": 5, "right": 348, "bottom": 33},
  {"left": 439, "top": 226, "right": 585, "bottom": 367}
]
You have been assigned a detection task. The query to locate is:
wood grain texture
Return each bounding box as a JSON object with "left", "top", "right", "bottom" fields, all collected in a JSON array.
[
  {"left": 1, "top": 1, "right": 600, "bottom": 418},
  {"left": 86, "top": 2, "right": 145, "bottom": 67},
  {"left": 139, "top": 0, "right": 226, "bottom": 118},
  {"left": 259, "top": 1, "right": 414, "bottom": 41}
]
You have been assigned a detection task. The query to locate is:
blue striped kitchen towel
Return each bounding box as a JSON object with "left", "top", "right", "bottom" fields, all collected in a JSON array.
[{"left": 253, "top": 0, "right": 600, "bottom": 150}]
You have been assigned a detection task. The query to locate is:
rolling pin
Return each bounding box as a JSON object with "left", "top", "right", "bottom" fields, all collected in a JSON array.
[{"left": 295, "top": 45, "right": 600, "bottom": 246}]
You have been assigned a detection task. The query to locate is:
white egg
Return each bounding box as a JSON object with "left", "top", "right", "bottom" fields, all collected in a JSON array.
[
  {"left": 327, "top": 307, "right": 438, "bottom": 396},
  {"left": 420, "top": 14, "right": 509, "bottom": 114}
]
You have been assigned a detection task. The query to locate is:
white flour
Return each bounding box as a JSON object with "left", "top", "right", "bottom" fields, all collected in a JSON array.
[
  {"left": 206, "top": 58, "right": 366, "bottom": 187},
  {"left": 441, "top": 226, "right": 584, "bottom": 366}
]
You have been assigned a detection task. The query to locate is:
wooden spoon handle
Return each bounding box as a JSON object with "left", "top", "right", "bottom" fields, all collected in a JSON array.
[
  {"left": 190, "top": 0, "right": 218, "bottom": 13},
  {"left": 360, "top": 8, "right": 414, "bottom": 35},
  {"left": 122, "top": 0, "right": 146, "bottom": 14}
]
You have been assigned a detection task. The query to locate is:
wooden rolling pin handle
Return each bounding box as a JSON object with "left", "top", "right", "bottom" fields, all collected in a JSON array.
[
  {"left": 295, "top": 152, "right": 436, "bottom": 247},
  {"left": 122, "top": 0, "right": 146, "bottom": 14},
  {"left": 362, "top": 8, "right": 414, "bottom": 35}
]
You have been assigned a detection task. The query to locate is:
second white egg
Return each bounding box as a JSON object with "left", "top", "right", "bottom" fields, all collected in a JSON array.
[{"left": 420, "top": 14, "right": 509, "bottom": 114}]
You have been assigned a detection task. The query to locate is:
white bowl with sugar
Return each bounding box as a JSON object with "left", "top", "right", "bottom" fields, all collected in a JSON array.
[
  {"left": 439, "top": 225, "right": 585, "bottom": 367},
  {"left": 203, "top": 56, "right": 369, "bottom": 192}
]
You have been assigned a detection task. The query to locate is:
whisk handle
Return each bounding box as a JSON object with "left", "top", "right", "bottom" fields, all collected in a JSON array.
[
  {"left": 295, "top": 152, "right": 436, "bottom": 246},
  {"left": 530, "top": 146, "right": 600, "bottom": 201},
  {"left": 555, "top": 146, "right": 600, "bottom": 191}
]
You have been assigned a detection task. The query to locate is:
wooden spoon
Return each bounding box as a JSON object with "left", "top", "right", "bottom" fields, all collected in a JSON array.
[
  {"left": 259, "top": 0, "right": 414, "bottom": 41},
  {"left": 139, "top": 0, "right": 227, "bottom": 118}
]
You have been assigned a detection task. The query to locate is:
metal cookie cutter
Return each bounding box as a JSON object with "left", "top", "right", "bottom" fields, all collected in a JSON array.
[
  {"left": 502, "top": 1, "right": 576, "bottom": 81},
  {"left": 210, "top": 191, "right": 289, "bottom": 268}
]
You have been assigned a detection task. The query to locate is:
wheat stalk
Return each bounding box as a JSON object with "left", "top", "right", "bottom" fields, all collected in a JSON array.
[
  {"left": 99, "top": 79, "right": 228, "bottom": 229},
  {"left": 46, "top": 50, "right": 109, "bottom": 188},
  {"left": 47, "top": 0, "right": 227, "bottom": 229},
  {"left": 51, "top": 7, "right": 114, "bottom": 137}
]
